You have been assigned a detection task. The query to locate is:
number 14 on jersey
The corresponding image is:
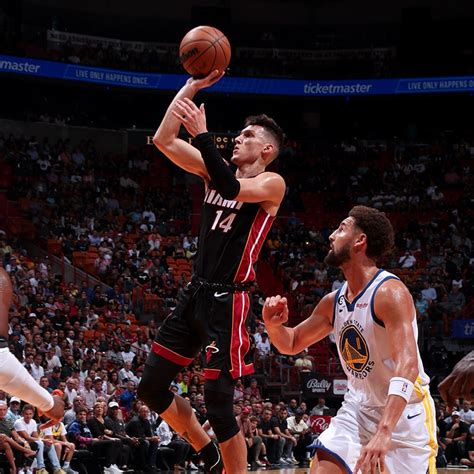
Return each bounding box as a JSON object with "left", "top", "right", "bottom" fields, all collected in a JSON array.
[{"left": 211, "top": 210, "right": 236, "bottom": 233}]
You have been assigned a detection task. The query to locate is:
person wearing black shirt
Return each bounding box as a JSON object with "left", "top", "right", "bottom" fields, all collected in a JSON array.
[
  {"left": 257, "top": 408, "right": 280, "bottom": 464},
  {"left": 67, "top": 408, "right": 123, "bottom": 474},
  {"left": 125, "top": 405, "right": 161, "bottom": 472},
  {"left": 105, "top": 402, "right": 141, "bottom": 470},
  {"left": 86, "top": 403, "right": 124, "bottom": 468},
  {"left": 271, "top": 407, "right": 297, "bottom": 464},
  {"left": 441, "top": 411, "right": 469, "bottom": 464}
]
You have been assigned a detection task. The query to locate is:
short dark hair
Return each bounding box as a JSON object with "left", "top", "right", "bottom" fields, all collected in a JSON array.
[
  {"left": 244, "top": 114, "right": 284, "bottom": 152},
  {"left": 348, "top": 206, "right": 394, "bottom": 261}
]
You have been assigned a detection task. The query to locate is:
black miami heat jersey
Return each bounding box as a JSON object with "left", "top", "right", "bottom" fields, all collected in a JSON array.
[{"left": 193, "top": 184, "right": 275, "bottom": 283}]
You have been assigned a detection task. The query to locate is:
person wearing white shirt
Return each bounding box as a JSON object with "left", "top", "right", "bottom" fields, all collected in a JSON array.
[
  {"left": 64, "top": 379, "right": 78, "bottom": 406},
  {"left": 156, "top": 420, "right": 193, "bottom": 469},
  {"left": 256, "top": 334, "right": 271, "bottom": 357},
  {"left": 120, "top": 344, "right": 135, "bottom": 365},
  {"left": 118, "top": 362, "right": 138, "bottom": 385},
  {"left": 142, "top": 209, "right": 156, "bottom": 223},
  {"left": 286, "top": 409, "right": 313, "bottom": 464},
  {"left": 253, "top": 324, "right": 266, "bottom": 346},
  {"left": 398, "top": 251, "right": 416, "bottom": 269},
  {"left": 460, "top": 401, "right": 474, "bottom": 426},
  {"left": 421, "top": 281, "right": 437, "bottom": 302},
  {"left": 14, "top": 405, "right": 65, "bottom": 474},
  {"left": 31, "top": 354, "right": 45, "bottom": 383},
  {"left": 46, "top": 348, "right": 62, "bottom": 373},
  {"left": 78, "top": 377, "right": 97, "bottom": 409}
]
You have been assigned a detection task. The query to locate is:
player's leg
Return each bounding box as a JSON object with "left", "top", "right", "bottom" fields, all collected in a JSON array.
[
  {"left": 138, "top": 352, "right": 210, "bottom": 451},
  {"left": 387, "top": 396, "right": 438, "bottom": 474},
  {"left": 310, "top": 399, "right": 364, "bottom": 473},
  {"left": 205, "top": 374, "right": 246, "bottom": 474},
  {"left": 311, "top": 449, "right": 349, "bottom": 473}
]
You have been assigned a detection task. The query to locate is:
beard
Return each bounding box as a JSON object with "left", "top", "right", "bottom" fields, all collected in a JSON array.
[{"left": 324, "top": 242, "right": 351, "bottom": 267}]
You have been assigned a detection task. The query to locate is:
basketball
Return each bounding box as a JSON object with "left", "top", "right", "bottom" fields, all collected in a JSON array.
[{"left": 179, "top": 26, "right": 231, "bottom": 78}]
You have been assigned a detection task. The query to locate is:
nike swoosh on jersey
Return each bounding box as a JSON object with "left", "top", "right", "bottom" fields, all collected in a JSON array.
[
  {"left": 214, "top": 292, "right": 229, "bottom": 298},
  {"left": 407, "top": 413, "right": 422, "bottom": 419}
]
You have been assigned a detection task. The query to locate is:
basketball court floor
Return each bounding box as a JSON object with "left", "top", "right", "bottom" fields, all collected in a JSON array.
[{"left": 255, "top": 468, "right": 470, "bottom": 473}]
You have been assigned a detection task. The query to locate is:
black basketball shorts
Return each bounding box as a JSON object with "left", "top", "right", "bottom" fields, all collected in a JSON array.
[{"left": 150, "top": 278, "right": 254, "bottom": 380}]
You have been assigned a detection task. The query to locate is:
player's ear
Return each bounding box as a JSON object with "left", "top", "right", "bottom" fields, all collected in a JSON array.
[
  {"left": 262, "top": 143, "right": 274, "bottom": 162},
  {"left": 353, "top": 233, "right": 367, "bottom": 253}
]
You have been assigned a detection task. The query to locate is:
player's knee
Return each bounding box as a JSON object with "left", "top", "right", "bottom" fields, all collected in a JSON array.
[
  {"left": 137, "top": 359, "right": 176, "bottom": 414},
  {"left": 137, "top": 380, "right": 174, "bottom": 414},
  {"left": 207, "top": 410, "right": 239, "bottom": 443},
  {"left": 205, "top": 385, "right": 239, "bottom": 443}
]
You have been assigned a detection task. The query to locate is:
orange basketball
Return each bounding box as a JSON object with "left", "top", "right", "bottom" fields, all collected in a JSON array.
[{"left": 179, "top": 26, "right": 231, "bottom": 78}]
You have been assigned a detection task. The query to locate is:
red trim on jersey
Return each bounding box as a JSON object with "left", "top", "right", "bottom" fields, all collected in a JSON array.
[
  {"left": 152, "top": 341, "right": 193, "bottom": 366},
  {"left": 234, "top": 208, "right": 275, "bottom": 283},
  {"left": 229, "top": 292, "right": 254, "bottom": 379},
  {"left": 204, "top": 368, "right": 221, "bottom": 380}
]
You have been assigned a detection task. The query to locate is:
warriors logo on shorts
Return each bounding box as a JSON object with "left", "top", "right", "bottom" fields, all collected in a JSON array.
[{"left": 339, "top": 325, "right": 369, "bottom": 373}]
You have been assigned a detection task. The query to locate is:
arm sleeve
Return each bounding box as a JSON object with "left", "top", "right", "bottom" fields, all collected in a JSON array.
[
  {"left": 0, "top": 349, "right": 53, "bottom": 412},
  {"left": 192, "top": 132, "right": 240, "bottom": 200}
]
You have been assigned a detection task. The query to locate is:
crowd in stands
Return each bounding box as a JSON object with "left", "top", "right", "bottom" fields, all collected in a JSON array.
[
  {"left": 0, "top": 125, "right": 473, "bottom": 470},
  {"left": 266, "top": 138, "right": 473, "bottom": 356}
]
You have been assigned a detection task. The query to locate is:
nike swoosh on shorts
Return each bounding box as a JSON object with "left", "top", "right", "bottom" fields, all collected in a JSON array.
[{"left": 214, "top": 292, "right": 229, "bottom": 298}]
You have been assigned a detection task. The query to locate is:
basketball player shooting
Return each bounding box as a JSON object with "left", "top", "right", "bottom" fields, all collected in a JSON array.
[
  {"left": 137, "top": 70, "right": 286, "bottom": 474},
  {"left": 263, "top": 206, "right": 437, "bottom": 474},
  {"left": 0, "top": 268, "right": 64, "bottom": 422}
]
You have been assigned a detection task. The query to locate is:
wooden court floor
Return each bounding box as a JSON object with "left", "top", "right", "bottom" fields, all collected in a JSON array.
[{"left": 255, "top": 468, "right": 471, "bottom": 473}]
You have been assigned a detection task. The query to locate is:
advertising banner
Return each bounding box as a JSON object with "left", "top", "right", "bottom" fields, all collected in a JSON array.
[
  {"left": 309, "top": 415, "right": 332, "bottom": 435},
  {"left": 3, "top": 54, "right": 474, "bottom": 97},
  {"left": 452, "top": 320, "right": 474, "bottom": 339}
]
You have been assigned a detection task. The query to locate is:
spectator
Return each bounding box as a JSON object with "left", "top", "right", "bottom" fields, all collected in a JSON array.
[
  {"left": 125, "top": 405, "right": 161, "bottom": 472},
  {"left": 120, "top": 343, "right": 135, "bottom": 365},
  {"left": 42, "top": 420, "right": 79, "bottom": 474},
  {"left": 68, "top": 407, "right": 123, "bottom": 474},
  {"left": 271, "top": 407, "right": 298, "bottom": 465},
  {"left": 233, "top": 378, "right": 245, "bottom": 404},
  {"left": 31, "top": 354, "right": 45, "bottom": 383},
  {"left": 118, "top": 361, "right": 137, "bottom": 384},
  {"left": 421, "top": 281, "right": 437, "bottom": 302},
  {"left": 119, "top": 380, "right": 137, "bottom": 414},
  {"left": 105, "top": 401, "right": 142, "bottom": 471},
  {"left": 79, "top": 377, "right": 97, "bottom": 409},
  {"left": 63, "top": 396, "right": 86, "bottom": 426},
  {"left": 14, "top": 404, "right": 66, "bottom": 474},
  {"left": 310, "top": 397, "right": 329, "bottom": 416},
  {"left": 460, "top": 425, "right": 474, "bottom": 468},
  {"left": 459, "top": 401, "right": 474, "bottom": 427},
  {"left": 156, "top": 418, "right": 193, "bottom": 470},
  {"left": 398, "top": 250, "right": 416, "bottom": 269},
  {"left": 236, "top": 406, "right": 261, "bottom": 468},
  {"left": 258, "top": 408, "right": 280, "bottom": 464},
  {"left": 0, "top": 401, "right": 37, "bottom": 474},
  {"left": 294, "top": 349, "right": 314, "bottom": 373},
  {"left": 286, "top": 408, "right": 312, "bottom": 465},
  {"left": 441, "top": 410, "right": 469, "bottom": 464},
  {"left": 64, "top": 378, "right": 78, "bottom": 406},
  {"left": 39, "top": 376, "right": 53, "bottom": 394},
  {"left": 7, "top": 397, "right": 22, "bottom": 422},
  {"left": 87, "top": 402, "right": 126, "bottom": 469},
  {"left": 245, "top": 379, "right": 262, "bottom": 402}
]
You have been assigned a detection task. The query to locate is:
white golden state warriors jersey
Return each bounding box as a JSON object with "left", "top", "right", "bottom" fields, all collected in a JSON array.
[{"left": 333, "top": 269, "right": 430, "bottom": 408}]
